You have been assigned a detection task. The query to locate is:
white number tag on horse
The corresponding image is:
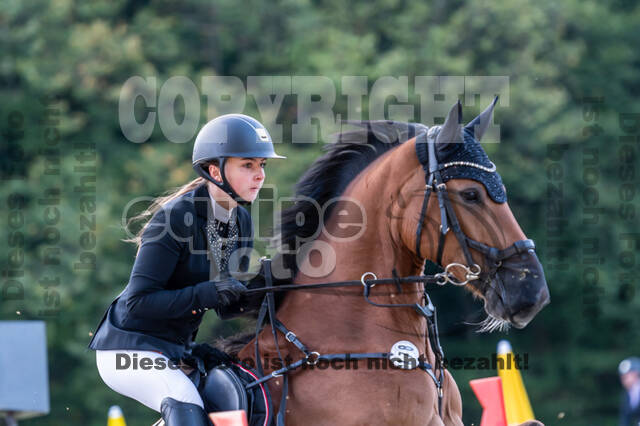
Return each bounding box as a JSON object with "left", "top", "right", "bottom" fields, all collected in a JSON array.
[{"left": 389, "top": 340, "right": 420, "bottom": 369}]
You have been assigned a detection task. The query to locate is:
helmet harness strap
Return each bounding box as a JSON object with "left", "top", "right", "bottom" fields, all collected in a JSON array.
[{"left": 195, "top": 158, "right": 251, "bottom": 206}]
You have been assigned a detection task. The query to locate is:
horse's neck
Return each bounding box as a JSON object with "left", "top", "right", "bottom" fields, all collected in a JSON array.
[
  {"left": 276, "top": 140, "right": 431, "bottom": 354},
  {"left": 293, "top": 140, "right": 421, "bottom": 285}
]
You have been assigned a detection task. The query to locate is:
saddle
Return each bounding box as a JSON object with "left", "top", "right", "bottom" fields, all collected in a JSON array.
[
  {"left": 152, "top": 344, "right": 273, "bottom": 426},
  {"left": 199, "top": 362, "right": 273, "bottom": 426}
]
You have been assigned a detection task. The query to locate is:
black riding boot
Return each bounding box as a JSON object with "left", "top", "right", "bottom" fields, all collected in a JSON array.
[{"left": 160, "top": 397, "right": 211, "bottom": 426}]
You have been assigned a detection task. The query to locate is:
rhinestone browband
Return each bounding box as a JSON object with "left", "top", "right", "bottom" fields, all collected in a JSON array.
[{"left": 440, "top": 160, "right": 497, "bottom": 173}]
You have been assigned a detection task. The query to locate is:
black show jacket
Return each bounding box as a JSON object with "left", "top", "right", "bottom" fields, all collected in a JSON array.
[{"left": 87, "top": 183, "right": 253, "bottom": 362}]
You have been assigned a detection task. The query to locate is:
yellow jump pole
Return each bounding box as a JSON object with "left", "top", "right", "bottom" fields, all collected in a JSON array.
[
  {"left": 497, "top": 340, "right": 534, "bottom": 425},
  {"left": 107, "top": 405, "right": 127, "bottom": 426}
]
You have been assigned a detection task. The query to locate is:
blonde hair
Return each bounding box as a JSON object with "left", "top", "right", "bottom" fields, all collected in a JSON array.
[{"left": 123, "top": 160, "right": 218, "bottom": 253}]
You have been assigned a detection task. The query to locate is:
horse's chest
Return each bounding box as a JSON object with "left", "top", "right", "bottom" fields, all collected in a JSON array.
[{"left": 277, "top": 368, "right": 439, "bottom": 425}]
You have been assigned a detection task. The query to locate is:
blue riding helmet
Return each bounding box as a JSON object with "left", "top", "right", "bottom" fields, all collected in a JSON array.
[{"left": 192, "top": 114, "right": 286, "bottom": 205}]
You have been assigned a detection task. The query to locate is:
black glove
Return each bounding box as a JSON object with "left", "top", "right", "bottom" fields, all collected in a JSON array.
[
  {"left": 214, "top": 273, "right": 267, "bottom": 320},
  {"left": 214, "top": 278, "right": 247, "bottom": 306}
]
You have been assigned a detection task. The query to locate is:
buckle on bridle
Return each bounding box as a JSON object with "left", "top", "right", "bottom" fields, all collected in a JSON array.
[
  {"left": 285, "top": 331, "right": 297, "bottom": 343},
  {"left": 435, "top": 263, "right": 481, "bottom": 286}
]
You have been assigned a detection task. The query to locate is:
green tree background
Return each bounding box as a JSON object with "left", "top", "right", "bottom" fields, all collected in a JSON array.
[{"left": 1, "top": 0, "right": 639, "bottom": 424}]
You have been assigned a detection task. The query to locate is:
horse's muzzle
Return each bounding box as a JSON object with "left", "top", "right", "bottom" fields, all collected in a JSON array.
[{"left": 496, "top": 248, "right": 550, "bottom": 328}]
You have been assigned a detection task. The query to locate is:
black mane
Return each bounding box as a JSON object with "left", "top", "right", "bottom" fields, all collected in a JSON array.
[{"left": 274, "top": 121, "right": 426, "bottom": 280}]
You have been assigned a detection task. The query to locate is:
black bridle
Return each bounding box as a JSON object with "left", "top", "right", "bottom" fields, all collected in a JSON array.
[
  {"left": 240, "top": 126, "right": 538, "bottom": 425},
  {"left": 414, "top": 125, "right": 536, "bottom": 289}
]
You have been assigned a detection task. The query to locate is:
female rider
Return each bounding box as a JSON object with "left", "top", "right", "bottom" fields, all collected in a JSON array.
[{"left": 88, "top": 114, "right": 286, "bottom": 425}]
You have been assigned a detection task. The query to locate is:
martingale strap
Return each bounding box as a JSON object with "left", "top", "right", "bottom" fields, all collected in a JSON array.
[
  {"left": 246, "top": 351, "right": 440, "bottom": 391},
  {"left": 266, "top": 258, "right": 288, "bottom": 426}
]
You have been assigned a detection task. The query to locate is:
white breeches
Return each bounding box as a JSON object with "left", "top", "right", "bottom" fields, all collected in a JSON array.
[{"left": 96, "top": 349, "right": 204, "bottom": 412}]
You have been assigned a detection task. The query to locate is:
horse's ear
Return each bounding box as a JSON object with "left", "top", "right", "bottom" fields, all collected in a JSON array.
[
  {"left": 465, "top": 96, "right": 499, "bottom": 141},
  {"left": 435, "top": 100, "right": 463, "bottom": 150}
]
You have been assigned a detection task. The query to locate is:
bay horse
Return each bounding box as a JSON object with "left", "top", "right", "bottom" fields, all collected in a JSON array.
[{"left": 236, "top": 99, "right": 550, "bottom": 425}]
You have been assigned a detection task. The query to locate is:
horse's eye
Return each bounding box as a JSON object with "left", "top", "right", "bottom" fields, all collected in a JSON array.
[{"left": 461, "top": 189, "right": 480, "bottom": 203}]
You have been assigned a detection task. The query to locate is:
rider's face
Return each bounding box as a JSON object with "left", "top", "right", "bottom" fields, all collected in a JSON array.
[
  {"left": 621, "top": 371, "right": 640, "bottom": 391},
  {"left": 208, "top": 157, "right": 266, "bottom": 203}
]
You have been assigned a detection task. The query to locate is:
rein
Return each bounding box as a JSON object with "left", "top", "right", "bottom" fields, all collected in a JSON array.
[{"left": 242, "top": 261, "right": 481, "bottom": 296}]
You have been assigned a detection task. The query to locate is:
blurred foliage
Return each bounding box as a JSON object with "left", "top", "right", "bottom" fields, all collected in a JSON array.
[{"left": 1, "top": 0, "right": 639, "bottom": 424}]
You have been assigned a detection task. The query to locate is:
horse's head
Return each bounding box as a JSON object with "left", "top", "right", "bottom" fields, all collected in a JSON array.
[{"left": 399, "top": 99, "right": 549, "bottom": 330}]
